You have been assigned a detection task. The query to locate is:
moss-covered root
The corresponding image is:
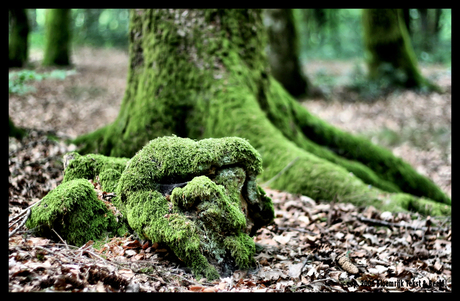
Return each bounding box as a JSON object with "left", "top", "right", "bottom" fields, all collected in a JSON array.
[
  {"left": 206, "top": 83, "right": 449, "bottom": 216},
  {"left": 266, "top": 150, "right": 450, "bottom": 216},
  {"left": 385, "top": 193, "right": 451, "bottom": 216},
  {"left": 265, "top": 78, "right": 449, "bottom": 205},
  {"left": 25, "top": 179, "right": 118, "bottom": 247}
]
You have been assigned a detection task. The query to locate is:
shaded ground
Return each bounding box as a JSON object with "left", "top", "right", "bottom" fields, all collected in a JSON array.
[{"left": 9, "top": 48, "right": 451, "bottom": 292}]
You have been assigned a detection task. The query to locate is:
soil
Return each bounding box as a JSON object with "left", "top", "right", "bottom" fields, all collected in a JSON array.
[{"left": 9, "top": 47, "right": 451, "bottom": 292}]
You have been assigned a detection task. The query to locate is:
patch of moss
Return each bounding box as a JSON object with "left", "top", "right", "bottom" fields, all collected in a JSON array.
[
  {"left": 116, "top": 136, "right": 274, "bottom": 280},
  {"left": 25, "top": 179, "right": 118, "bottom": 247},
  {"left": 62, "top": 151, "right": 129, "bottom": 190}
]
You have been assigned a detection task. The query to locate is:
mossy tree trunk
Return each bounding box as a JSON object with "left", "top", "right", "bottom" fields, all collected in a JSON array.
[
  {"left": 74, "top": 9, "right": 450, "bottom": 214},
  {"left": 362, "top": 9, "right": 438, "bottom": 90},
  {"left": 9, "top": 9, "right": 29, "bottom": 68},
  {"left": 43, "top": 9, "right": 71, "bottom": 66},
  {"left": 263, "top": 9, "right": 314, "bottom": 98}
]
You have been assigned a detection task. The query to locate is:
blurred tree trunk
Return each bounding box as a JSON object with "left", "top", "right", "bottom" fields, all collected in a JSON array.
[
  {"left": 82, "top": 9, "right": 103, "bottom": 45},
  {"left": 74, "top": 9, "right": 450, "bottom": 213},
  {"left": 362, "top": 9, "right": 439, "bottom": 91},
  {"left": 263, "top": 9, "right": 316, "bottom": 98},
  {"left": 418, "top": 8, "right": 442, "bottom": 52},
  {"left": 9, "top": 116, "right": 26, "bottom": 140},
  {"left": 43, "top": 9, "right": 71, "bottom": 66},
  {"left": 401, "top": 9, "right": 411, "bottom": 35},
  {"left": 9, "top": 9, "right": 29, "bottom": 68}
]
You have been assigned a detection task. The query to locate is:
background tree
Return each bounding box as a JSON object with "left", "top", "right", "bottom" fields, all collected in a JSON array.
[
  {"left": 417, "top": 9, "right": 442, "bottom": 52},
  {"left": 9, "top": 9, "right": 29, "bottom": 68},
  {"left": 362, "top": 9, "right": 438, "bottom": 90},
  {"left": 73, "top": 9, "right": 449, "bottom": 214},
  {"left": 80, "top": 9, "right": 103, "bottom": 46},
  {"left": 9, "top": 116, "right": 26, "bottom": 140},
  {"left": 43, "top": 9, "right": 71, "bottom": 66},
  {"left": 263, "top": 9, "right": 316, "bottom": 98}
]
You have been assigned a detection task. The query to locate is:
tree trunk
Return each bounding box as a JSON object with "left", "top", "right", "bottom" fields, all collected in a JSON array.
[
  {"left": 362, "top": 9, "right": 439, "bottom": 91},
  {"left": 82, "top": 9, "right": 103, "bottom": 46},
  {"left": 418, "top": 8, "right": 443, "bottom": 52},
  {"left": 263, "top": 9, "right": 314, "bottom": 98},
  {"left": 43, "top": 9, "right": 71, "bottom": 66},
  {"left": 9, "top": 9, "right": 29, "bottom": 68},
  {"left": 74, "top": 9, "right": 450, "bottom": 214},
  {"left": 9, "top": 116, "right": 26, "bottom": 140}
]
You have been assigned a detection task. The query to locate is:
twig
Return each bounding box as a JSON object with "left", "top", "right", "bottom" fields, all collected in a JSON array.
[
  {"left": 357, "top": 216, "right": 449, "bottom": 232},
  {"left": 52, "top": 228, "right": 69, "bottom": 250},
  {"left": 261, "top": 157, "right": 299, "bottom": 188},
  {"left": 8, "top": 209, "right": 30, "bottom": 238},
  {"left": 277, "top": 226, "right": 316, "bottom": 235},
  {"left": 9, "top": 199, "right": 42, "bottom": 224}
]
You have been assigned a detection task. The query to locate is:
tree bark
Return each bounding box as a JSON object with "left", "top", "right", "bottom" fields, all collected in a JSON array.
[
  {"left": 263, "top": 9, "right": 314, "bottom": 98},
  {"left": 9, "top": 9, "right": 29, "bottom": 68},
  {"left": 74, "top": 9, "right": 450, "bottom": 214},
  {"left": 43, "top": 9, "right": 71, "bottom": 66},
  {"left": 362, "top": 9, "right": 439, "bottom": 91}
]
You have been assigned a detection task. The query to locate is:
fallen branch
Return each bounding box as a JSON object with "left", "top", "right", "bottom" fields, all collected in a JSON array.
[
  {"left": 9, "top": 199, "right": 42, "bottom": 224},
  {"left": 8, "top": 209, "right": 30, "bottom": 238},
  {"left": 357, "top": 216, "right": 449, "bottom": 232},
  {"left": 277, "top": 226, "right": 316, "bottom": 235}
]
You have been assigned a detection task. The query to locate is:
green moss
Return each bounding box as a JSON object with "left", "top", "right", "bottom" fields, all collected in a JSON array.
[
  {"left": 116, "top": 136, "right": 273, "bottom": 280},
  {"left": 99, "top": 169, "right": 123, "bottom": 192},
  {"left": 223, "top": 232, "right": 256, "bottom": 268},
  {"left": 63, "top": 151, "right": 129, "bottom": 187},
  {"left": 25, "top": 179, "right": 118, "bottom": 246}
]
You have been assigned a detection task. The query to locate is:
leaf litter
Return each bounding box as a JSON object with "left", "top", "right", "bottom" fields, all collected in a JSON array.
[{"left": 9, "top": 48, "right": 451, "bottom": 292}]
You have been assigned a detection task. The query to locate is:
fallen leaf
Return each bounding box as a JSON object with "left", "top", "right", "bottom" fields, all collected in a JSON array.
[
  {"left": 189, "top": 285, "right": 204, "bottom": 292},
  {"left": 288, "top": 261, "right": 305, "bottom": 279}
]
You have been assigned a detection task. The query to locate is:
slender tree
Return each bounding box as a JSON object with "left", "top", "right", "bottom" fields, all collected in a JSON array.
[
  {"left": 362, "top": 9, "right": 439, "bottom": 90},
  {"left": 74, "top": 9, "right": 449, "bottom": 214},
  {"left": 9, "top": 9, "right": 29, "bottom": 68},
  {"left": 43, "top": 9, "right": 71, "bottom": 66}
]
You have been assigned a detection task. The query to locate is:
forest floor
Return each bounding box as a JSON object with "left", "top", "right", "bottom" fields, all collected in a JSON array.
[{"left": 9, "top": 47, "right": 451, "bottom": 292}]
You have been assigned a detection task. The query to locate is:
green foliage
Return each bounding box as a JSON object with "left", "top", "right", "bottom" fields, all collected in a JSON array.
[
  {"left": 294, "top": 9, "right": 364, "bottom": 61},
  {"left": 28, "top": 9, "right": 129, "bottom": 50},
  {"left": 9, "top": 69, "right": 75, "bottom": 95},
  {"left": 72, "top": 9, "right": 129, "bottom": 48},
  {"left": 294, "top": 9, "right": 451, "bottom": 65}
]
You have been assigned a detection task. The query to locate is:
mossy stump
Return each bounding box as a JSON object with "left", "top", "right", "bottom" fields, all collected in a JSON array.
[{"left": 27, "top": 136, "right": 275, "bottom": 281}]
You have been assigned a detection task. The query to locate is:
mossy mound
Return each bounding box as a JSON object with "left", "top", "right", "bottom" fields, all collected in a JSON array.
[
  {"left": 115, "top": 136, "right": 274, "bottom": 280},
  {"left": 27, "top": 136, "right": 274, "bottom": 281},
  {"left": 25, "top": 179, "right": 119, "bottom": 246}
]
